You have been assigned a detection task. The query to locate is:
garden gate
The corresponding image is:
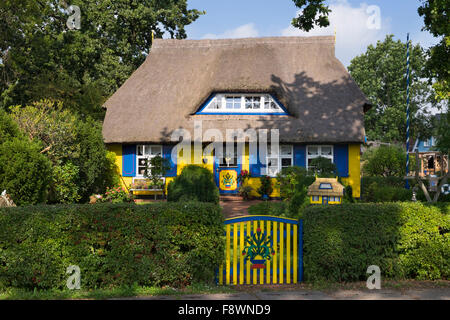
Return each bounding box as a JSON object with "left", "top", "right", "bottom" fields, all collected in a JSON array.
[{"left": 217, "top": 215, "right": 303, "bottom": 285}]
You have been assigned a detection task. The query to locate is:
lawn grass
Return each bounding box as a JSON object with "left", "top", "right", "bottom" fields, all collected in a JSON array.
[{"left": 0, "top": 283, "right": 236, "bottom": 300}]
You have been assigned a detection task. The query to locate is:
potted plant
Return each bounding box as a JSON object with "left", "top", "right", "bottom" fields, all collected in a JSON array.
[{"left": 257, "top": 175, "right": 273, "bottom": 200}]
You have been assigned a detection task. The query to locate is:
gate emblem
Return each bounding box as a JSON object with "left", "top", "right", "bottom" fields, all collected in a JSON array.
[{"left": 242, "top": 228, "right": 275, "bottom": 269}]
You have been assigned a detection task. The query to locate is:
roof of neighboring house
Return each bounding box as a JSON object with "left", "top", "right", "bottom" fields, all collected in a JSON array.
[
  {"left": 102, "top": 36, "right": 371, "bottom": 144},
  {"left": 307, "top": 177, "right": 344, "bottom": 197}
]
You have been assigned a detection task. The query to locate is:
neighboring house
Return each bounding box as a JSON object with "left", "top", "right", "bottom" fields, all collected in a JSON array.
[
  {"left": 307, "top": 177, "right": 344, "bottom": 205},
  {"left": 102, "top": 36, "right": 370, "bottom": 198},
  {"left": 410, "top": 136, "right": 448, "bottom": 177}
]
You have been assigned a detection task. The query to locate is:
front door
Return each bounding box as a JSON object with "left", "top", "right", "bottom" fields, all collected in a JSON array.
[
  {"left": 214, "top": 144, "right": 242, "bottom": 194},
  {"left": 322, "top": 196, "right": 328, "bottom": 205}
]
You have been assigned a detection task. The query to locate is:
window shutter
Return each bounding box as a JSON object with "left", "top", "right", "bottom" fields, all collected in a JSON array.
[
  {"left": 163, "top": 145, "right": 177, "bottom": 177},
  {"left": 250, "top": 146, "right": 267, "bottom": 177},
  {"left": 333, "top": 144, "right": 349, "bottom": 177},
  {"left": 249, "top": 148, "right": 260, "bottom": 177},
  {"left": 293, "top": 145, "right": 306, "bottom": 167},
  {"left": 122, "top": 144, "right": 136, "bottom": 177}
]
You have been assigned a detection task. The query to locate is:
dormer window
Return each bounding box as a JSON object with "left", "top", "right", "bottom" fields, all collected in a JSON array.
[
  {"left": 226, "top": 96, "right": 242, "bottom": 109},
  {"left": 197, "top": 93, "right": 288, "bottom": 115}
]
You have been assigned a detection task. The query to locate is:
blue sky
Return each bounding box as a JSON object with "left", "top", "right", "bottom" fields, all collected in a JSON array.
[{"left": 184, "top": 0, "right": 438, "bottom": 67}]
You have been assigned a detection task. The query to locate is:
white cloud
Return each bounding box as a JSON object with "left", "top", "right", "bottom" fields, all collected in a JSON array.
[
  {"left": 281, "top": 0, "right": 390, "bottom": 67},
  {"left": 202, "top": 23, "right": 259, "bottom": 39},
  {"left": 411, "top": 30, "right": 440, "bottom": 50}
]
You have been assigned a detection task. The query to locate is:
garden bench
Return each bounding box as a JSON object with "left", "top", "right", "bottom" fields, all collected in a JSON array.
[{"left": 129, "top": 177, "right": 165, "bottom": 200}]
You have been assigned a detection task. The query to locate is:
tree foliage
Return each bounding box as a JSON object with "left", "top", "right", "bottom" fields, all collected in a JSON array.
[
  {"left": 0, "top": 0, "right": 204, "bottom": 117},
  {"left": 6, "top": 100, "right": 119, "bottom": 203},
  {"left": 435, "top": 111, "right": 450, "bottom": 154},
  {"left": 10, "top": 100, "right": 79, "bottom": 164},
  {"left": 418, "top": 0, "right": 449, "bottom": 99},
  {"left": 291, "top": 0, "right": 330, "bottom": 31},
  {"left": 0, "top": 137, "right": 52, "bottom": 205},
  {"left": 0, "top": 109, "right": 21, "bottom": 144},
  {"left": 348, "top": 35, "right": 444, "bottom": 143},
  {"left": 362, "top": 145, "right": 409, "bottom": 177}
]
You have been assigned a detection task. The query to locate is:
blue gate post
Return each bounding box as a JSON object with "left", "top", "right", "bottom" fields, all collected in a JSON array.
[{"left": 298, "top": 219, "right": 303, "bottom": 282}]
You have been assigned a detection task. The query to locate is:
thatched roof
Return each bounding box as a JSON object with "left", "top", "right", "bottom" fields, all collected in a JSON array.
[
  {"left": 307, "top": 177, "right": 344, "bottom": 197},
  {"left": 102, "top": 36, "right": 370, "bottom": 144}
]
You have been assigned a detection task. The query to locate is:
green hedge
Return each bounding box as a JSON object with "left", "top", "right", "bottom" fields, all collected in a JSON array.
[
  {"left": 0, "top": 202, "right": 224, "bottom": 290},
  {"left": 303, "top": 202, "right": 449, "bottom": 282}
]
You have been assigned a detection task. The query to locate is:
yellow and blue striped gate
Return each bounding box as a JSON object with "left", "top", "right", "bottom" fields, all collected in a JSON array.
[{"left": 217, "top": 216, "right": 303, "bottom": 285}]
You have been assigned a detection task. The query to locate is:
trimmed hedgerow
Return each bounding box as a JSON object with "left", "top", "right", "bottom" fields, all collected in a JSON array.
[
  {"left": 303, "top": 202, "right": 449, "bottom": 282},
  {"left": 0, "top": 202, "right": 224, "bottom": 290}
]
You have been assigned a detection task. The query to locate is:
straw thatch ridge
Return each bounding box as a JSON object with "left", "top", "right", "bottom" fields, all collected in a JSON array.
[
  {"left": 102, "top": 36, "right": 370, "bottom": 144},
  {"left": 307, "top": 177, "right": 344, "bottom": 197}
]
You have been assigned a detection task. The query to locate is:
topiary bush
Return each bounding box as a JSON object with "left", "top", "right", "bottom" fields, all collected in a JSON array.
[
  {"left": 0, "top": 110, "right": 22, "bottom": 144},
  {"left": 167, "top": 165, "right": 219, "bottom": 203},
  {"left": 0, "top": 138, "right": 52, "bottom": 205},
  {"left": 303, "top": 202, "right": 449, "bottom": 282},
  {"left": 0, "top": 202, "right": 224, "bottom": 290}
]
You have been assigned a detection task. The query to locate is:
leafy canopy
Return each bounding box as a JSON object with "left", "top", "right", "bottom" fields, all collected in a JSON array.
[
  {"left": 0, "top": 0, "right": 205, "bottom": 117},
  {"left": 418, "top": 0, "right": 449, "bottom": 99},
  {"left": 291, "top": 0, "right": 331, "bottom": 31},
  {"left": 348, "top": 35, "right": 444, "bottom": 144}
]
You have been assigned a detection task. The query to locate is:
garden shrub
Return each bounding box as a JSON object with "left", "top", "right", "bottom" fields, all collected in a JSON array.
[
  {"left": 49, "top": 162, "right": 81, "bottom": 204},
  {"left": 362, "top": 145, "right": 409, "bottom": 177},
  {"left": 276, "top": 166, "right": 315, "bottom": 200},
  {"left": 303, "top": 202, "right": 450, "bottom": 282},
  {"left": 74, "top": 118, "right": 120, "bottom": 202},
  {"left": 0, "top": 202, "right": 224, "bottom": 290},
  {"left": 257, "top": 175, "right": 273, "bottom": 197},
  {"left": 275, "top": 166, "right": 314, "bottom": 218},
  {"left": 100, "top": 186, "right": 133, "bottom": 203},
  {"left": 167, "top": 165, "right": 219, "bottom": 203},
  {"left": 308, "top": 156, "right": 337, "bottom": 177},
  {"left": 0, "top": 138, "right": 52, "bottom": 205},
  {"left": 0, "top": 110, "right": 21, "bottom": 144}
]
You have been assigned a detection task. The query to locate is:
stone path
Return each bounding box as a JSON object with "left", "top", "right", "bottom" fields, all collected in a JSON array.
[
  {"left": 219, "top": 196, "right": 281, "bottom": 219},
  {"left": 116, "top": 288, "right": 450, "bottom": 300}
]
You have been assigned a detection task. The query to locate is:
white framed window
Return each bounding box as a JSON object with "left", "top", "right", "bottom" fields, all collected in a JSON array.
[
  {"left": 264, "top": 96, "right": 278, "bottom": 109},
  {"left": 226, "top": 96, "right": 242, "bottom": 109},
  {"left": 217, "top": 144, "right": 239, "bottom": 168},
  {"left": 424, "top": 139, "right": 430, "bottom": 147},
  {"left": 319, "top": 183, "right": 332, "bottom": 189},
  {"left": 265, "top": 144, "right": 293, "bottom": 177},
  {"left": 245, "top": 96, "right": 261, "bottom": 109},
  {"left": 136, "top": 145, "right": 162, "bottom": 177},
  {"left": 203, "top": 93, "right": 286, "bottom": 114},
  {"left": 307, "top": 145, "right": 334, "bottom": 171}
]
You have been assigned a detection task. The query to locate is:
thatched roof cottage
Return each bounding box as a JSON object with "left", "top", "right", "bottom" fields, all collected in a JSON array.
[{"left": 102, "top": 36, "right": 369, "bottom": 198}]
